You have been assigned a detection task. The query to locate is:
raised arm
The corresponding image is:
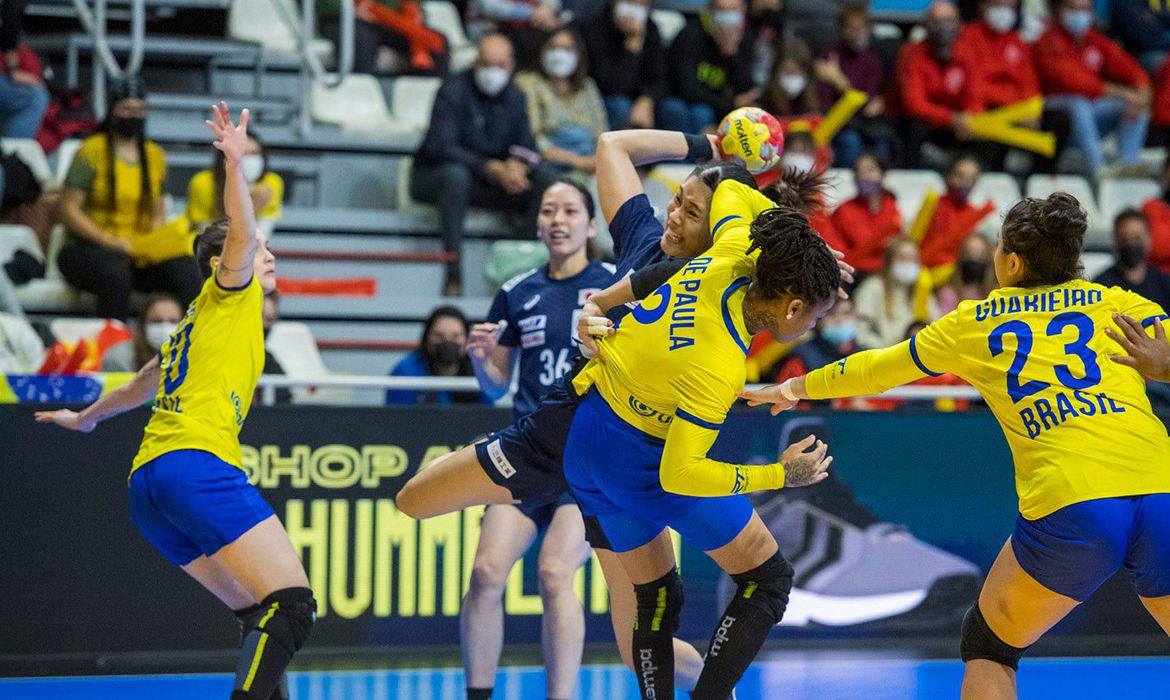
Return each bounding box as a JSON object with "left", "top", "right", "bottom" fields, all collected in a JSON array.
[
  {"left": 35, "top": 356, "right": 161, "bottom": 433},
  {"left": 204, "top": 102, "right": 257, "bottom": 290},
  {"left": 595, "top": 130, "right": 719, "bottom": 224}
]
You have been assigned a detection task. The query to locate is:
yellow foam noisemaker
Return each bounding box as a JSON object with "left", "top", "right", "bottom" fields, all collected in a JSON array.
[
  {"left": 907, "top": 188, "right": 940, "bottom": 244},
  {"left": 813, "top": 90, "right": 868, "bottom": 146},
  {"left": 968, "top": 96, "right": 1056, "bottom": 157},
  {"left": 913, "top": 270, "right": 934, "bottom": 322},
  {"left": 130, "top": 214, "right": 197, "bottom": 267}
]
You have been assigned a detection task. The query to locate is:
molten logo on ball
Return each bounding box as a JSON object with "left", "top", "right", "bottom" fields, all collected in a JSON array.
[{"left": 717, "top": 107, "right": 784, "bottom": 175}]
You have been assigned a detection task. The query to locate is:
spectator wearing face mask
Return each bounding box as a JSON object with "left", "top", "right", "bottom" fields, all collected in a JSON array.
[
  {"left": 1092, "top": 209, "right": 1170, "bottom": 311},
  {"left": 919, "top": 153, "right": 996, "bottom": 272},
  {"left": 412, "top": 34, "right": 557, "bottom": 297},
  {"left": 660, "top": 0, "right": 758, "bottom": 133},
  {"left": 57, "top": 77, "right": 202, "bottom": 321},
  {"left": 469, "top": 0, "right": 570, "bottom": 70},
  {"left": 760, "top": 38, "right": 821, "bottom": 119},
  {"left": 830, "top": 153, "right": 903, "bottom": 276},
  {"left": 186, "top": 131, "right": 283, "bottom": 229},
  {"left": 100, "top": 293, "right": 183, "bottom": 372},
  {"left": 853, "top": 236, "right": 938, "bottom": 349},
  {"left": 579, "top": 0, "right": 666, "bottom": 129},
  {"left": 386, "top": 306, "right": 493, "bottom": 405},
  {"left": 937, "top": 232, "right": 996, "bottom": 313},
  {"left": 1141, "top": 155, "right": 1170, "bottom": 271},
  {"left": 769, "top": 297, "right": 865, "bottom": 387},
  {"left": 956, "top": 0, "right": 1039, "bottom": 110},
  {"left": 815, "top": 2, "right": 898, "bottom": 168},
  {"left": 1034, "top": 0, "right": 1151, "bottom": 177},
  {"left": 896, "top": 0, "right": 986, "bottom": 169},
  {"left": 516, "top": 28, "right": 609, "bottom": 178}
]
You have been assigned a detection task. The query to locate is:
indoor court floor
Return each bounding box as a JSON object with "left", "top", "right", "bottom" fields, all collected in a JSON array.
[{"left": 2, "top": 655, "right": 1168, "bottom": 699}]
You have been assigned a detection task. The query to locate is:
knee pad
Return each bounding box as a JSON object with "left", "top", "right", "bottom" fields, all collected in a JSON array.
[
  {"left": 731, "top": 550, "right": 794, "bottom": 622},
  {"left": 255, "top": 587, "right": 317, "bottom": 653},
  {"left": 960, "top": 604, "right": 1030, "bottom": 671},
  {"left": 234, "top": 603, "right": 266, "bottom": 645},
  {"left": 633, "top": 568, "right": 684, "bottom": 636}
]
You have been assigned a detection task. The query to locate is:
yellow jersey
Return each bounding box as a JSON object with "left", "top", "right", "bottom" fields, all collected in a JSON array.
[
  {"left": 63, "top": 133, "right": 166, "bottom": 241},
  {"left": 804, "top": 280, "right": 1170, "bottom": 519},
  {"left": 186, "top": 169, "right": 284, "bottom": 223},
  {"left": 573, "top": 180, "right": 787, "bottom": 497},
  {"left": 131, "top": 273, "right": 265, "bottom": 475}
]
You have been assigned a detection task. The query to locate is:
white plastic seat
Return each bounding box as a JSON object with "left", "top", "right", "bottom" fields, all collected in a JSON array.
[
  {"left": 969, "top": 171, "right": 1022, "bottom": 237},
  {"left": 228, "top": 0, "right": 335, "bottom": 60},
  {"left": 884, "top": 169, "right": 946, "bottom": 225},
  {"left": 822, "top": 167, "right": 856, "bottom": 212},
  {"left": 651, "top": 10, "right": 687, "bottom": 46},
  {"left": 1024, "top": 174, "right": 1107, "bottom": 248},
  {"left": 54, "top": 138, "right": 83, "bottom": 185},
  {"left": 1, "top": 138, "right": 52, "bottom": 184},
  {"left": 0, "top": 224, "right": 41, "bottom": 265},
  {"left": 310, "top": 73, "right": 396, "bottom": 136},
  {"left": 1098, "top": 178, "right": 1161, "bottom": 226},
  {"left": 49, "top": 317, "right": 108, "bottom": 345},
  {"left": 422, "top": 1, "right": 477, "bottom": 71},
  {"left": 388, "top": 76, "right": 443, "bottom": 137},
  {"left": 265, "top": 321, "right": 351, "bottom": 404}
]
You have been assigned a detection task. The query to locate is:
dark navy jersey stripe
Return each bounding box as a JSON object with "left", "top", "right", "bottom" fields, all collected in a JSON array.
[
  {"left": 909, "top": 334, "right": 942, "bottom": 377},
  {"left": 675, "top": 408, "right": 723, "bottom": 431},
  {"left": 721, "top": 276, "right": 753, "bottom": 356},
  {"left": 712, "top": 214, "right": 741, "bottom": 239}
]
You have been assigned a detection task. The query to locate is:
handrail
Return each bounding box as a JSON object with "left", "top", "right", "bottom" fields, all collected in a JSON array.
[
  {"left": 266, "top": 0, "right": 354, "bottom": 134},
  {"left": 71, "top": 0, "right": 146, "bottom": 118}
]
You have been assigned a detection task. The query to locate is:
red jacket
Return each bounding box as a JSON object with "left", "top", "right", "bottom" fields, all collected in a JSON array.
[
  {"left": 919, "top": 193, "right": 997, "bottom": 268},
  {"left": 1033, "top": 25, "right": 1148, "bottom": 98},
  {"left": 810, "top": 204, "right": 847, "bottom": 256},
  {"left": 1155, "top": 59, "right": 1170, "bottom": 126},
  {"left": 830, "top": 193, "right": 904, "bottom": 273},
  {"left": 956, "top": 21, "right": 1039, "bottom": 108},
  {"left": 1141, "top": 197, "right": 1170, "bottom": 272},
  {"left": 896, "top": 40, "right": 985, "bottom": 127}
]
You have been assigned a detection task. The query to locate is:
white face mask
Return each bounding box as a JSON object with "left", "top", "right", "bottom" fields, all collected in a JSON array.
[
  {"left": 145, "top": 322, "right": 177, "bottom": 351},
  {"left": 780, "top": 152, "right": 816, "bottom": 174},
  {"left": 1061, "top": 9, "right": 1093, "bottom": 37},
  {"left": 474, "top": 66, "right": 511, "bottom": 96},
  {"left": 712, "top": 9, "right": 744, "bottom": 29},
  {"left": 984, "top": 5, "right": 1016, "bottom": 33},
  {"left": 613, "top": 1, "right": 648, "bottom": 25},
  {"left": 542, "top": 47, "right": 579, "bottom": 79},
  {"left": 241, "top": 154, "right": 264, "bottom": 184},
  {"left": 779, "top": 73, "right": 807, "bottom": 98},
  {"left": 892, "top": 261, "right": 921, "bottom": 286}
]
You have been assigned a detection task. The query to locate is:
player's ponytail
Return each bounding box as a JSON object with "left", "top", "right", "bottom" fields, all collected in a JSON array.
[
  {"left": 748, "top": 208, "right": 840, "bottom": 305},
  {"left": 1001, "top": 192, "right": 1086, "bottom": 287},
  {"left": 760, "top": 166, "right": 829, "bottom": 215}
]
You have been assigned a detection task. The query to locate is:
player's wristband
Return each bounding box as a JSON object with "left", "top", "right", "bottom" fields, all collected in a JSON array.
[
  {"left": 778, "top": 380, "right": 799, "bottom": 402},
  {"left": 683, "top": 133, "right": 714, "bottom": 162}
]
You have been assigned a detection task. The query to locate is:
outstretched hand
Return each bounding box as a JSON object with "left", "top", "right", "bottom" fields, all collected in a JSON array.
[
  {"left": 34, "top": 409, "right": 95, "bottom": 433},
  {"left": 739, "top": 378, "right": 803, "bottom": 415},
  {"left": 204, "top": 101, "right": 251, "bottom": 164}
]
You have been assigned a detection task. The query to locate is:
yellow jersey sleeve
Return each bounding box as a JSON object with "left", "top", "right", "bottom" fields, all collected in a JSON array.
[
  {"left": 1119, "top": 289, "right": 1170, "bottom": 335},
  {"left": 186, "top": 170, "right": 215, "bottom": 223},
  {"left": 708, "top": 179, "right": 777, "bottom": 256},
  {"left": 659, "top": 367, "right": 784, "bottom": 496}
]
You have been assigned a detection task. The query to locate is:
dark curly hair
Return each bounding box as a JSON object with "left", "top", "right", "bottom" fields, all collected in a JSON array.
[
  {"left": 1001, "top": 192, "right": 1086, "bottom": 287},
  {"left": 747, "top": 208, "right": 840, "bottom": 304},
  {"left": 762, "top": 167, "right": 828, "bottom": 215}
]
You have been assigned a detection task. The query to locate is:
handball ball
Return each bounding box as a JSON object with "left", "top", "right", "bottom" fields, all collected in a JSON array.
[{"left": 717, "top": 107, "right": 784, "bottom": 174}]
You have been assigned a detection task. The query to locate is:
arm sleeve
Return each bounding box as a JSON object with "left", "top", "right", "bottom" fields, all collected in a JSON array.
[
  {"left": 486, "top": 289, "right": 520, "bottom": 346},
  {"left": 1033, "top": 33, "right": 1105, "bottom": 97},
  {"left": 630, "top": 259, "right": 688, "bottom": 299},
  {"left": 63, "top": 148, "right": 97, "bottom": 191},
  {"left": 1122, "top": 290, "right": 1170, "bottom": 335},
  {"left": 420, "top": 81, "right": 491, "bottom": 175},
  {"left": 1100, "top": 35, "right": 1151, "bottom": 88},
  {"left": 659, "top": 368, "right": 785, "bottom": 496},
  {"left": 708, "top": 178, "right": 778, "bottom": 255},
  {"left": 522, "top": 81, "right": 551, "bottom": 153},
  {"left": 609, "top": 193, "right": 658, "bottom": 261},
  {"left": 804, "top": 312, "right": 960, "bottom": 399},
  {"left": 899, "top": 48, "right": 955, "bottom": 127}
]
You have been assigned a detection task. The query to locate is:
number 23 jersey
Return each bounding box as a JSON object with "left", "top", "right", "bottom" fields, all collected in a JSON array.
[
  {"left": 488, "top": 261, "right": 615, "bottom": 420},
  {"left": 131, "top": 275, "right": 265, "bottom": 476}
]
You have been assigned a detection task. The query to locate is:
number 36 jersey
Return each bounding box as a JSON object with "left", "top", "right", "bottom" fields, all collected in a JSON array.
[
  {"left": 805, "top": 279, "right": 1170, "bottom": 520},
  {"left": 488, "top": 261, "right": 615, "bottom": 420},
  {"left": 131, "top": 275, "right": 265, "bottom": 476}
]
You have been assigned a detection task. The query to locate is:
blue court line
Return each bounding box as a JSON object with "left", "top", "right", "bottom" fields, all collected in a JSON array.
[{"left": 1, "top": 657, "right": 1168, "bottom": 699}]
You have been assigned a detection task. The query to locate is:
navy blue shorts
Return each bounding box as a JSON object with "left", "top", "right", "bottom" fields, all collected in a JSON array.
[
  {"left": 515, "top": 490, "right": 578, "bottom": 531},
  {"left": 129, "top": 449, "right": 275, "bottom": 566},
  {"left": 1012, "top": 494, "right": 1170, "bottom": 601},
  {"left": 563, "top": 391, "right": 754, "bottom": 553}
]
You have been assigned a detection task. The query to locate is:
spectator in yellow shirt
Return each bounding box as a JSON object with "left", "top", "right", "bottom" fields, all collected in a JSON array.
[
  {"left": 56, "top": 77, "right": 201, "bottom": 320},
  {"left": 187, "top": 131, "right": 284, "bottom": 228}
]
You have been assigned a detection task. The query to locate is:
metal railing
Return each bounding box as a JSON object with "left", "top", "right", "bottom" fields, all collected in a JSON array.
[
  {"left": 266, "top": 0, "right": 355, "bottom": 135},
  {"left": 71, "top": 0, "right": 146, "bottom": 118}
]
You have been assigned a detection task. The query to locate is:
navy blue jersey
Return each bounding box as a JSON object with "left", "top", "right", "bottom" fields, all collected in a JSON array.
[{"left": 488, "top": 260, "right": 617, "bottom": 419}]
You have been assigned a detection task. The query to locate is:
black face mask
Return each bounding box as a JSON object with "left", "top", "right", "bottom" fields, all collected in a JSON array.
[
  {"left": 430, "top": 340, "right": 463, "bottom": 366},
  {"left": 111, "top": 116, "right": 145, "bottom": 138},
  {"left": 958, "top": 259, "right": 987, "bottom": 284},
  {"left": 1117, "top": 243, "right": 1147, "bottom": 270}
]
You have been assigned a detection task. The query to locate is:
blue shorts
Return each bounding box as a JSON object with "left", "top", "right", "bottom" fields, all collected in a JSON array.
[
  {"left": 1012, "top": 494, "right": 1170, "bottom": 601},
  {"left": 563, "top": 391, "right": 753, "bottom": 553},
  {"left": 129, "top": 449, "right": 275, "bottom": 566},
  {"left": 515, "top": 490, "right": 577, "bottom": 531}
]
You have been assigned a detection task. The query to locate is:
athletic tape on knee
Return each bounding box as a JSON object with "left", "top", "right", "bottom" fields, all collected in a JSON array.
[
  {"left": 633, "top": 568, "right": 684, "bottom": 636},
  {"left": 730, "top": 550, "right": 794, "bottom": 621},
  {"left": 960, "top": 604, "right": 1030, "bottom": 671},
  {"left": 256, "top": 587, "right": 317, "bottom": 653}
]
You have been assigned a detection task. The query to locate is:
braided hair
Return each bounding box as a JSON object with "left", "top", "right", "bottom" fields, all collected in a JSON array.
[
  {"left": 747, "top": 207, "right": 840, "bottom": 304},
  {"left": 1001, "top": 192, "right": 1086, "bottom": 287},
  {"left": 104, "top": 76, "right": 153, "bottom": 228}
]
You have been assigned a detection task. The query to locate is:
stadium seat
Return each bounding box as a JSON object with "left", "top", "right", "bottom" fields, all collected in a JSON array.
[
  {"left": 265, "top": 321, "right": 353, "bottom": 404},
  {"left": 970, "top": 171, "right": 1021, "bottom": 237},
  {"left": 0, "top": 224, "right": 40, "bottom": 267},
  {"left": 885, "top": 169, "right": 946, "bottom": 225},
  {"left": 1024, "top": 174, "right": 1108, "bottom": 249},
  {"left": 310, "top": 74, "right": 396, "bottom": 137},
  {"left": 1081, "top": 251, "right": 1113, "bottom": 281},
  {"left": 422, "top": 1, "right": 477, "bottom": 71},
  {"left": 53, "top": 139, "right": 83, "bottom": 185},
  {"left": 1, "top": 139, "right": 53, "bottom": 185},
  {"left": 388, "top": 76, "right": 442, "bottom": 139},
  {"left": 1098, "top": 178, "right": 1161, "bottom": 225},
  {"left": 227, "top": 0, "right": 335, "bottom": 60},
  {"left": 822, "top": 167, "right": 856, "bottom": 211},
  {"left": 651, "top": 10, "right": 687, "bottom": 46},
  {"left": 49, "top": 317, "right": 108, "bottom": 345}
]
